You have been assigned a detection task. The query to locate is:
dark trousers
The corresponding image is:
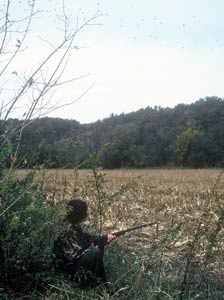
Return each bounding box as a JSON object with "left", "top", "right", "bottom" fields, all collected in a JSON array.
[{"left": 66, "top": 247, "right": 107, "bottom": 286}]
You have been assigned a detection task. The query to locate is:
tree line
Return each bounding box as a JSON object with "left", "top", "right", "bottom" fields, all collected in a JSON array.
[{"left": 3, "top": 96, "right": 224, "bottom": 169}]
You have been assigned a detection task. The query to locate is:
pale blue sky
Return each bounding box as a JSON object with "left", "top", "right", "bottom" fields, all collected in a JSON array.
[{"left": 6, "top": 0, "right": 224, "bottom": 123}]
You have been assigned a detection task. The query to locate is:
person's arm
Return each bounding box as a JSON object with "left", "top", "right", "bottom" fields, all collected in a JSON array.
[{"left": 83, "top": 231, "right": 116, "bottom": 248}]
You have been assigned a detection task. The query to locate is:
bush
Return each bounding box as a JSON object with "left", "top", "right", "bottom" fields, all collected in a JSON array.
[{"left": 0, "top": 170, "right": 65, "bottom": 298}]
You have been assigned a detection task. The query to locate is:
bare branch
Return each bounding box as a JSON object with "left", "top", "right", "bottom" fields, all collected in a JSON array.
[
  {"left": 0, "top": 2, "right": 103, "bottom": 173},
  {"left": 39, "top": 82, "right": 96, "bottom": 116},
  {"left": 49, "top": 73, "right": 91, "bottom": 87},
  {"left": 0, "top": 0, "right": 10, "bottom": 55},
  {"left": 0, "top": 0, "right": 36, "bottom": 77}
]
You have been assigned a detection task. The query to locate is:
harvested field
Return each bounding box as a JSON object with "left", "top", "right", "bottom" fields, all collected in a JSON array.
[
  {"left": 15, "top": 168, "right": 224, "bottom": 297},
  {"left": 15, "top": 168, "right": 224, "bottom": 250}
]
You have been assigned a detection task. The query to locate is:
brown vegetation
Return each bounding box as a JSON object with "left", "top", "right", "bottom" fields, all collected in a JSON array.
[
  {"left": 15, "top": 168, "right": 224, "bottom": 250},
  {"left": 13, "top": 168, "right": 224, "bottom": 298}
]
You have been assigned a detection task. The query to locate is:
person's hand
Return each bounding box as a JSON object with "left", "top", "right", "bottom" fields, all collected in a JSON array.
[{"left": 107, "top": 233, "right": 116, "bottom": 243}]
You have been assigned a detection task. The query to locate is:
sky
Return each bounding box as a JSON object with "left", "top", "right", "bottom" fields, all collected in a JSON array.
[{"left": 3, "top": 0, "right": 224, "bottom": 123}]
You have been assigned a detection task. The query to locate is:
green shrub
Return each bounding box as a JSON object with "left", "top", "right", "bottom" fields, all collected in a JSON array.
[{"left": 0, "top": 170, "right": 65, "bottom": 297}]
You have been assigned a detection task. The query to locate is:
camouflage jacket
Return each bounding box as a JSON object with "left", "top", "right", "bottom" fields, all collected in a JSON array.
[{"left": 53, "top": 222, "right": 107, "bottom": 266}]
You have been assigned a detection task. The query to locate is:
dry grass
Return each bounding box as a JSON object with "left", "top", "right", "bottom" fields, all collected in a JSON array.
[
  {"left": 15, "top": 168, "right": 224, "bottom": 297},
  {"left": 15, "top": 168, "right": 224, "bottom": 250}
]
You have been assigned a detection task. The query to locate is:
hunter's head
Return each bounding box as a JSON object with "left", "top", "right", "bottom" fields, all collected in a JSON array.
[{"left": 66, "top": 198, "right": 88, "bottom": 224}]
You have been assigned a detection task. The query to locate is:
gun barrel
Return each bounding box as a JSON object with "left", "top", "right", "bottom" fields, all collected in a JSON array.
[{"left": 112, "top": 221, "right": 156, "bottom": 237}]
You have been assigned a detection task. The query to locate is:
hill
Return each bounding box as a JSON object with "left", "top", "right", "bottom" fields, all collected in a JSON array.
[{"left": 3, "top": 96, "right": 224, "bottom": 168}]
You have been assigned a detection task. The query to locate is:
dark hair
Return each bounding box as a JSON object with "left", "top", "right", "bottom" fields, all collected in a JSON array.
[{"left": 66, "top": 199, "right": 88, "bottom": 224}]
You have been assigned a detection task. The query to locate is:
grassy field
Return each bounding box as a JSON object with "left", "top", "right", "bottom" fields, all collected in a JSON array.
[{"left": 15, "top": 168, "right": 224, "bottom": 299}]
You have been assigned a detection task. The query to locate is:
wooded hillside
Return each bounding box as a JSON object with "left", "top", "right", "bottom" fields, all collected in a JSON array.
[{"left": 4, "top": 96, "right": 224, "bottom": 168}]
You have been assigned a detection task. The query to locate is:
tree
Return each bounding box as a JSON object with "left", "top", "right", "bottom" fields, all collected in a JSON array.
[
  {"left": 175, "top": 121, "right": 202, "bottom": 166},
  {"left": 0, "top": 1, "right": 102, "bottom": 296},
  {"left": 102, "top": 123, "right": 144, "bottom": 168},
  {"left": 0, "top": 0, "right": 102, "bottom": 171}
]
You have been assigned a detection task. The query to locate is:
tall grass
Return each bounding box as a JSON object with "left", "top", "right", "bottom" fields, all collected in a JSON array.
[{"left": 12, "top": 168, "right": 224, "bottom": 299}]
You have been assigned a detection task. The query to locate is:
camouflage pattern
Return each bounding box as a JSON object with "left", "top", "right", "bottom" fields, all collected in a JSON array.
[
  {"left": 53, "top": 222, "right": 95, "bottom": 265},
  {"left": 53, "top": 222, "right": 109, "bottom": 287}
]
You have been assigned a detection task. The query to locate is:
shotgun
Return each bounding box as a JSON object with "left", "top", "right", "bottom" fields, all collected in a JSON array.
[
  {"left": 90, "top": 221, "right": 156, "bottom": 247},
  {"left": 112, "top": 221, "right": 156, "bottom": 237}
]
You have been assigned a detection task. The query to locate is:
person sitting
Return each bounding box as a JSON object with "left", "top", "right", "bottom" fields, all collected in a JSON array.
[{"left": 53, "top": 198, "right": 116, "bottom": 288}]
